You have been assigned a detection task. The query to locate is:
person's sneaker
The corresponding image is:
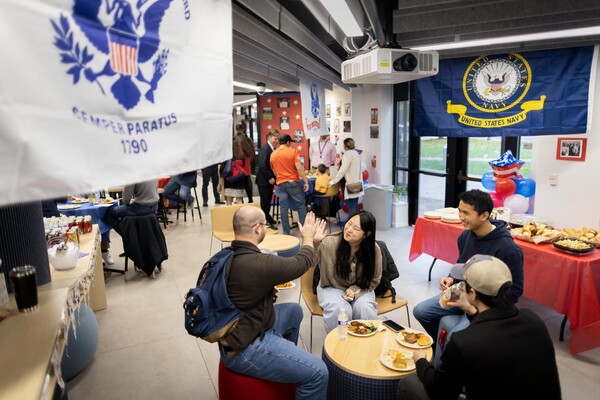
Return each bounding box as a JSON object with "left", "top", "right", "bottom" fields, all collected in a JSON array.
[
  {"left": 202, "top": 202, "right": 208, "bottom": 207},
  {"left": 102, "top": 250, "right": 114, "bottom": 265},
  {"left": 215, "top": 200, "right": 226, "bottom": 205},
  {"left": 187, "top": 196, "right": 195, "bottom": 208}
]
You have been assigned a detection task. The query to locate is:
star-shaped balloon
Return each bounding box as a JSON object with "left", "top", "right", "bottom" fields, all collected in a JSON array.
[{"left": 489, "top": 150, "right": 524, "bottom": 180}]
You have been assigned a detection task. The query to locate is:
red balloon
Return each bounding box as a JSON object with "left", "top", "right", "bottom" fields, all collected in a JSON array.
[
  {"left": 362, "top": 170, "right": 369, "bottom": 181},
  {"left": 342, "top": 204, "right": 349, "bottom": 213},
  {"left": 488, "top": 191, "right": 505, "bottom": 208},
  {"left": 495, "top": 178, "right": 516, "bottom": 197}
]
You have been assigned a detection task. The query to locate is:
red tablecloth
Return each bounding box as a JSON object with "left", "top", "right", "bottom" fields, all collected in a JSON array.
[{"left": 409, "top": 217, "right": 600, "bottom": 354}]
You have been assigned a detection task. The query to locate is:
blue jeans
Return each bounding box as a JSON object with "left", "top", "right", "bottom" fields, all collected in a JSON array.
[
  {"left": 345, "top": 197, "right": 359, "bottom": 215},
  {"left": 317, "top": 286, "right": 377, "bottom": 333},
  {"left": 104, "top": 203, "right": 158, "bottom": 236},
  {"left": 278, "top": 181, "right": 307, "bottom": 234},
  {"left": 220, "top": 303, "right": 328, "bottom": 400},
  {"left": 163, "top": 175, "right": 193, "bottom": 205},
  {"left": 412, "top": 293, "right": 464, "bottom": 339},
  {"left": 431, "top": 314, "right": 469, "bottom": 367}
]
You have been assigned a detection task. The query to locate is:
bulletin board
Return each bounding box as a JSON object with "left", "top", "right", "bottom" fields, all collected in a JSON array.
[{"left": 258, "top": 93, "right": 309, "bottom": 169}]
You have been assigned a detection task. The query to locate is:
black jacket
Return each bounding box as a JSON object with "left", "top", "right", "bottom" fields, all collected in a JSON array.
[
  {"left": 255, "top": 142, "right": 275, "bottom": 187},
  {"left": 120, "top": 215, "right": 168, "bottom": 277},
  {"left": 416, "top": 306, "right": 561, "bottom": 400}
]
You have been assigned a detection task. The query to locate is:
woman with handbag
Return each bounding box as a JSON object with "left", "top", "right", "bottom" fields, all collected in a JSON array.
[
  {"left": 315, "top": 210, "right": 382, "bottom": 332},
  {"left": 329, "top": 138, "right": 362, "bottom": 215},
  {"left": 224, "top": 132, "right": 253, "bottom": 205}
]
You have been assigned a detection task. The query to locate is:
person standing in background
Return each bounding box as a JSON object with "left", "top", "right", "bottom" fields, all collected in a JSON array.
[
  {"left": 256, "top": 128, "right": 279, "bottom": 230},
  {"left": 329, "top": 138, "right": 362, "bottom": 215},
  {"left": 309, "top": 134, "right": 336, "bottom": 169},
  {"left": 201, "top": 163, "right": 224, "bottom": 206},
  {"left": 236, "top": 123, "right": 255, "bottom": 203},
  {"left": 270, "top": 133, "right": 309, "bottom": 235}
]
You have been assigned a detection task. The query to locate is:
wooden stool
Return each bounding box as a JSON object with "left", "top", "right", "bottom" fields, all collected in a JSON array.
[{"left": 218, "top": 361, "right": 296, "bottom": 400}]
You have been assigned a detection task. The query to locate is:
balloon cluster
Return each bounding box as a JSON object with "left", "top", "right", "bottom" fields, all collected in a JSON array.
[{"left": 481, "top": 150, "right": 535, "bottom": 214}]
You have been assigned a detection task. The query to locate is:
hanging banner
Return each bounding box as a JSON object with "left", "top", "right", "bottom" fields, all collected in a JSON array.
[
  {"left": 0, "top": 0, "right": 233, "bottom": 206},
  {"left": 259, "top": 93, "right": 309, "bottom": 168},
  {"left": 414, "top": 46, "right": 597, "bottom": 137},
  {"left": 299, "top": 79, "right": 327, "bottom": 139}
]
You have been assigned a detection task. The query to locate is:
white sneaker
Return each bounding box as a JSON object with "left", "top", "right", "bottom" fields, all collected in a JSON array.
[{"left": 102, "top": 251, "right": 114, "bottom": 265}]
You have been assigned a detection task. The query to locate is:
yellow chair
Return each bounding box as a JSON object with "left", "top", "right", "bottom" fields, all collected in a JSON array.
[
  {"left": 300, "top": 267, "right": 411, "bottom": 351},
  {"left": 309, "top": 184, "right": 340, "bottom": 233},
  {"left": 209, "top": 202, "right": 277, "bottom": 254}
]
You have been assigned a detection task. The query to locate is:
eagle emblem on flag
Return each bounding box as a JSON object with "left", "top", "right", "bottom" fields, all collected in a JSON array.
[{"left": 51, "top": 0, "right": 173, "bottom": 110}]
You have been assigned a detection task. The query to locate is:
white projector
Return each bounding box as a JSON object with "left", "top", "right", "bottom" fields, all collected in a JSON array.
[{"left": 341, "top": 48, "right": 439, "bottom": 84}]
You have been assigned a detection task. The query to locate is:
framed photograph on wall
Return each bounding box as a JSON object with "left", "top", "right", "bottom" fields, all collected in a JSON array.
[
  {"left": 326, "top": 104, "right": 331, "bottom": 118},
  {"left": 344, "top": 103, "right": 351, "bottom": 116},
  {"left": 556, "top": 137, "right": 587, "bottom": 161},
  {"left": 334, "top": 119, "right": 340, "bottom": 133},
  {"left": 370, "top": 108, "right": 378, "bottom": 124},
  {"left": 336, "top": 101, "right": 342, "bottom": 116},
  {"left": 326, "top": 120, "right": 331, "bottom": 132},
  {"left": 343, "top": 120, "right": 351, "bottom": 133},
  {"left": 370, "top": 125, "right": 379, "bottom": 138}
]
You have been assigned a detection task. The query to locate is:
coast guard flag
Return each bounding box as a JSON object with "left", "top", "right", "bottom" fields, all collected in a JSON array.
[
  {"left": 300, "top": 79, "right": 327, "bottom": 138},
  {"left": 0, "top": 0, "right": 233, "bottom": 206},
  {"left": 415, "top": 46, "right": 597, "bottom": 137}
]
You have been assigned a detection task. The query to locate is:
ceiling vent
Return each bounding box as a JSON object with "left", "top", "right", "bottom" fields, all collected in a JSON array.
[{"left": 341, "top": 48, "right": 439, "bottom": 84}]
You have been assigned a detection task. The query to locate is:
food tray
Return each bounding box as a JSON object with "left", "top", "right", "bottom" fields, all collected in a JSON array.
[{"left": 552, "top": 239, "right": 596, "bottom": 254}]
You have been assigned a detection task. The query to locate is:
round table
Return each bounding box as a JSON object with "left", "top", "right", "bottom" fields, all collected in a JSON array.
[
  {"left": 258, "top": 234, "right": 300, "bottom": 257},
  {"left": 322, "top": 321, "right": 433, "bottom": 400}
]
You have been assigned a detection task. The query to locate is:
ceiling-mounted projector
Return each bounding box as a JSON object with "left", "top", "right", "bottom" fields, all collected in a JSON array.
[{"left": 341, "top": 48, "right": 439, "bottom": 84}]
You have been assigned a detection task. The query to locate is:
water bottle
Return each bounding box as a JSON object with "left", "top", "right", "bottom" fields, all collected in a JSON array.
[{"left": 337, "top": 309, "right": 348, "bottom": 340}]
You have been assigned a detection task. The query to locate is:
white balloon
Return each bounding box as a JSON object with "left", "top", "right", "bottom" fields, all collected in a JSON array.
[{"left": 503, "top": 194, "right": 529, "bottom": 214}]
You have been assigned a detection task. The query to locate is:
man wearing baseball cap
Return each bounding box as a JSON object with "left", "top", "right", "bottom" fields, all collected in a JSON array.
[
  {"left": 270, "top": 134, "right": 309, "bottom": 234},
  {"left": 398, "top": 255, "right": 561, "bottom": 400}
]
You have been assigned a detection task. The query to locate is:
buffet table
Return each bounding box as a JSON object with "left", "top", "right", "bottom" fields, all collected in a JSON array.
[
  {"left": 0, "top": 225, "right": 104, "bottom": 400},
  {"left": 408, "top": 216, "right": 600, "bottom": 354}
]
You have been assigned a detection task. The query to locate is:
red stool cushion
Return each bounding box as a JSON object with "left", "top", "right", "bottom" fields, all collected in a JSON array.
[{"left": 218, "top": 361, "right": 296, "bottom": 400}]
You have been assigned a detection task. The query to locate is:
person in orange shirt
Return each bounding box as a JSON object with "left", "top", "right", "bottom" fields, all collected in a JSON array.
[{"left": 270, "top": 134, "right": 309, "bottom": 234}]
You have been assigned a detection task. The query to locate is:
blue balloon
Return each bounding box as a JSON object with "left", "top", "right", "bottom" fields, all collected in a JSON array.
[
  {"left": 515, "top": 178, "right": 536, "bottom": 198},
  {"left": 481, "top": 171, "right": 496, "bottom": 191}
]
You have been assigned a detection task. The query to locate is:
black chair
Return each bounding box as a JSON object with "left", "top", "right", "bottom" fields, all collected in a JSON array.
[
  {"left": 105, "top": 214, "right": 168, "bottom": 280},
  {"left": 175, "top": 186, "right": 202, "bottom": 223}
]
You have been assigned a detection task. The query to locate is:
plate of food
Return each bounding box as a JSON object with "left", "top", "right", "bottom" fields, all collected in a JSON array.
[
  {"left": 552, "top": 238, "right": 596, "bottom": 255},
  {"left": 396, "top": 329, "right": 433, "bottom": 349},
  {"left": 380, "top": 349, "right": 415, "bottom": 372},
  {"left": 69, "top": 197, "right": 89, "bottom": 204},
  {"left": 58, "top": 204, "right": 81, "bottom": 210},
  {"left": 560, "top": 227, "right": 600, "bottom": 247},
  {"left": 347, "top": 320, "right": 379, "bottom": 337},
  {"left": 275, "top": 281, "right": 296, "bottom": 290}
]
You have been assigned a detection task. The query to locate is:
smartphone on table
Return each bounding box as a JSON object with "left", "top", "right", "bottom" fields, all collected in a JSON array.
[{"left": 382, "top": 319, "right": 405, "bottom": 332}]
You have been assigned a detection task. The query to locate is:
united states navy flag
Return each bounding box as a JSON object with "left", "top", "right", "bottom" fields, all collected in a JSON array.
[{"left": 414, "top": 46, "right": 597, "bottom": 137}]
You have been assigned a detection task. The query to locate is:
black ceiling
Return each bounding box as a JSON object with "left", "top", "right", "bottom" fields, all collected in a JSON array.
[{"left": 232, "top": 0, "right": 600, "bottom": 94}]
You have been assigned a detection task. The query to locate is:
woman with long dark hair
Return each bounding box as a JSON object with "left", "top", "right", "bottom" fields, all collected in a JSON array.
[
  {"left": 224, "top": 132, "right": 254, "bottom": 205},
  {"left": 315, "top": 210, "right": 382, "bottom": 332}
]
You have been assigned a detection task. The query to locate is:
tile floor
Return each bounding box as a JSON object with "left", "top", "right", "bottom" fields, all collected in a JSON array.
[{"left": 67, "top": 205, "right": 600, "bottom": 399}]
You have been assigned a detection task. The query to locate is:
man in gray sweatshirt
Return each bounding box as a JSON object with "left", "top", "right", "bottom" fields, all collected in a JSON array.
[{"left": 104, "top": 179, "right": 159, "bottom": 237}]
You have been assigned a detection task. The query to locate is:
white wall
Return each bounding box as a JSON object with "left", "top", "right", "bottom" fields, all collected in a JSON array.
[
  {"left": 532, "top": 59, "right": 600, "bottom": 228},
  {"left": 324, "top": 85, "right": 394, "bottom": 185}
]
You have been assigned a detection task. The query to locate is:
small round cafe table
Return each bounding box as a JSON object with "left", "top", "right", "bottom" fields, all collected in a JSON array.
[
  {"left": 258, "top": 234, "right": 300, "bottom": 257},
  {"left": 322, "top": 321, "right": 433, "bottom": 400}
]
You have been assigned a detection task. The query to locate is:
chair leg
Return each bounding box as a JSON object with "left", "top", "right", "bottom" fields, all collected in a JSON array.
[
  {"left": 310, "top": 315, "right": 314, "bottom": 353},
  {"left": 209, "top": 236, "right": 214, "bottom": 256},
  {"left": 124, "top": 257, "right": 129, "bottom": 281},
  {"left": 405, "top": 305, "right": 411, "bottom": 328},
  {"left": 192, "top": 187, "right": 202, "bottom": 223}
]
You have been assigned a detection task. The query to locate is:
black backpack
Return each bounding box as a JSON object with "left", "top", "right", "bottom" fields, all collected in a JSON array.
[{"left": 374, "top": 240, "right": 400, "bottom": 301}]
